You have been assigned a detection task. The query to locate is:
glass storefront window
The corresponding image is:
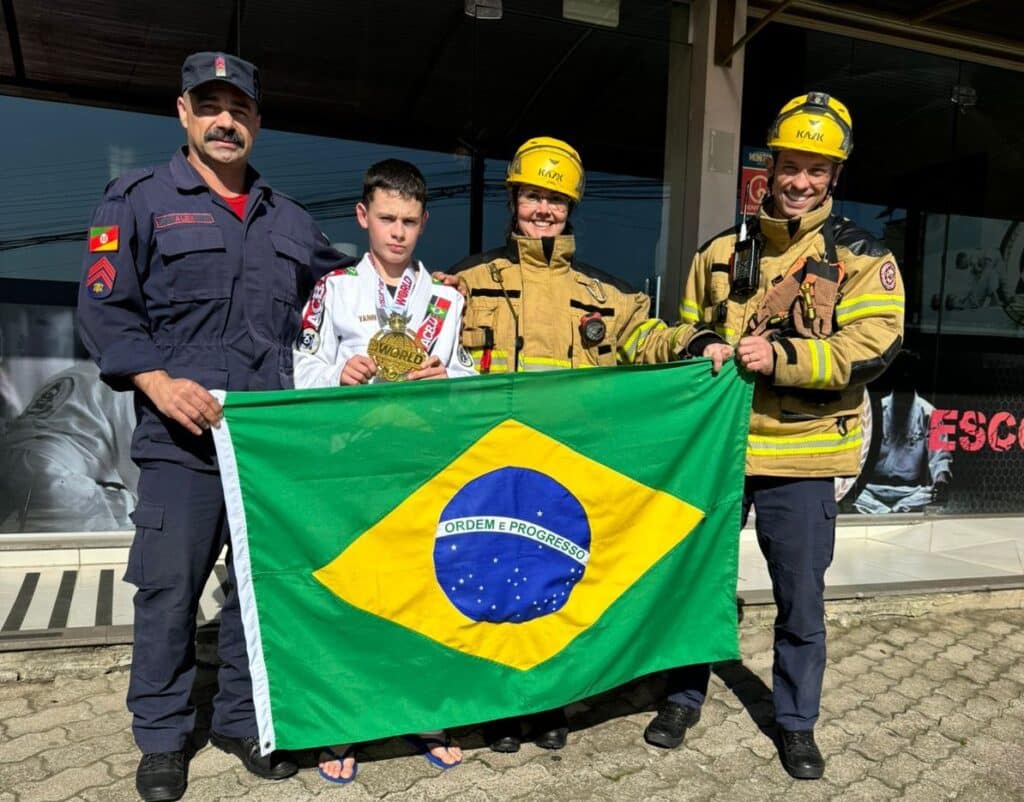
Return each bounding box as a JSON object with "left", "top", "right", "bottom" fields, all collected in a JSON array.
[
  {"left": 1, "top": 3, "right": 682, "bottom": 533},
  {"left": 744, "top": 24, "right": 1024, "bottom": 517}
]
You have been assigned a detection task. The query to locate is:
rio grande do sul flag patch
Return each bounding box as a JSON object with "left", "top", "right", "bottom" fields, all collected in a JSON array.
[{"left": 89, "top": 225, "right": 119, "bottom": 252}]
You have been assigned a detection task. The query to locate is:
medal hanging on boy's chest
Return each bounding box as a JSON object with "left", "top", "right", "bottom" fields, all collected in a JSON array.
[{"left": 367, "top": 267, "right": 428, "bottom": 382}]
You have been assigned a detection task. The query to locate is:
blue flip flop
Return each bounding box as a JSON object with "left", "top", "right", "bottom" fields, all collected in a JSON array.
[
  {"left": 405, "top": 734, "right": 462, "bottom": 770},
  {"left": 317, "top": 746, "right": 358, "bottom": 784}
]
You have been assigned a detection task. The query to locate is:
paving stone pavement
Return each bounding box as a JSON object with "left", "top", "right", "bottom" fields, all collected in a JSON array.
[{"left": 2, "top": 591, "right": 1023, "bottom": 801}]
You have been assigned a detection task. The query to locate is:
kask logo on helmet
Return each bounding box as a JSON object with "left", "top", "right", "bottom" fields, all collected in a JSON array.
[
  {"left": 538, "top": 167, "right": 564, "bottom": 182},
  {"left": 796, "top": 129, "right": 826, "bottom": 143}
]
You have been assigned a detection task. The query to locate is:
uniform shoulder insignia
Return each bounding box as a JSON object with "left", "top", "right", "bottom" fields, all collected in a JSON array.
[
  {"left": 323, "top": 265, "right": 358, "bottom": 278},
  {"left": 104, "top": 167, "right": 154, "bottom": 199},
  {"left": 315, "top": 265, "right": 357, "bottom": 285},
  {"left": 832, "top": 217, "right": 890, "bottom": 258}
]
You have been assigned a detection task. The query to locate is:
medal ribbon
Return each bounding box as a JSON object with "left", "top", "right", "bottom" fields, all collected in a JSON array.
[{"left": 374, "top": 264, "right": 418, "bottom": 330}]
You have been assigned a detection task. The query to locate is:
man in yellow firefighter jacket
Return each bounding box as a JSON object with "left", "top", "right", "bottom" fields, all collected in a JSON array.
[
  {"left": 643, "top": 93, "right": 905, "bottom": 780},
  {"left": 449, "top": 137, "right": 686, "bottom": 374}
]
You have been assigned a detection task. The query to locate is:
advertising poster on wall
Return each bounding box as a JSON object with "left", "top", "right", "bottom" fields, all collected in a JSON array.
[
  {"left": 738, "top": 147, "right": 770, "bottom": 218},
  {"left": 0, "top": 301, "right": 138, "bottom": 533},
  {"left": 842, "top": 352, "right": 952, "bottom": 515},
  {"left": 842, "top": 350, "right": 1024, "bottom": 516},
  {"left": 921, "top": 214, "right": 1024, "bottom": 337},
  {"left": 0, "top": 302, "right": 81, "bottom": 424}
]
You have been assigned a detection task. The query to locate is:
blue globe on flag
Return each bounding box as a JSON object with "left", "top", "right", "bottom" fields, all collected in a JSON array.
[{"left": 434, "top": 467, "right": 591, "bottom": 623}]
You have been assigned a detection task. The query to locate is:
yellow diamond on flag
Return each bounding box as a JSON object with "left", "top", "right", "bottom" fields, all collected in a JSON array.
[{"left": 313, "top": 419, "right": 704, "bottom": 670}]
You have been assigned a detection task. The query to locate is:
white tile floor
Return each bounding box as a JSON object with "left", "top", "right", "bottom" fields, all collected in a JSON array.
[
  {"left": 2, "top": 517, "right": 1023, "bottom": 637},
  {"left": 738, "top": 516, "right": 1024, "bottom": 593}
]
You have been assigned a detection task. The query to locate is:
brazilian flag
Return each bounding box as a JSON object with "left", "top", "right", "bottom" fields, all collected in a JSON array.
[{"left": 213, "top": 360, "right": 753, "bottom": 753}]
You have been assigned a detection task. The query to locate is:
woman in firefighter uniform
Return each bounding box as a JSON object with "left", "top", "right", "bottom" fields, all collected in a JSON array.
[
  {"left": 449, "top": 137, "right": 686, "bottom": 374},
  {"left": 448, "top": 137, "right": 686, "bottom": 754},
  {"left": 644, "top": 93, "right": 905, "bottom": 780}
]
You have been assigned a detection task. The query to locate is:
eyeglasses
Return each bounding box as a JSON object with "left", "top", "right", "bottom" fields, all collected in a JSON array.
[{"left": 518, "top": 189, "right": 570, "bottom": 212}]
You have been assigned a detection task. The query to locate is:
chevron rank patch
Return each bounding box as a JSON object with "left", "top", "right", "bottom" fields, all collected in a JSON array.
[{"left": 86, "top": 257, "right": 116, "bottom": 299}]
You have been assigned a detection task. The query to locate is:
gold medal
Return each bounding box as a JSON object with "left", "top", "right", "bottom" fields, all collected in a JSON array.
[{"left": 367, "top": 313, "right": 428, "bottom": 382}]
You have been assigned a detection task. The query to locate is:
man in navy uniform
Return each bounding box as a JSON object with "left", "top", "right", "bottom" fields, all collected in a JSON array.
[{"left": 78, "top": 52, "right": 350, "bottom": 802}]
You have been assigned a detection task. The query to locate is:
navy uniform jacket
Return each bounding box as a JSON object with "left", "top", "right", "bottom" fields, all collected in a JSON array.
[{"left": 78, "top": 147, "right": 351, "bottom": 470}]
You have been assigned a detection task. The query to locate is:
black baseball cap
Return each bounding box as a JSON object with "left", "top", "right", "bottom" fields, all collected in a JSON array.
[{"left": 181, "top": 52, "right": 261, "bottom": 105}]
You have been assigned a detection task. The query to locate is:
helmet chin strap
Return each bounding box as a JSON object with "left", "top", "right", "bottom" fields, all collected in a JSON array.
[
  {"left": 762, "top": 168, "right": 776, "bottom": 213},
  {"left": 825, "top": 166, "right": 842, "bottom": 201}
]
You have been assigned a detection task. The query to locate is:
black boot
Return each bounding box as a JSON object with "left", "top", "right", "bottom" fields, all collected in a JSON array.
[
  {"left": 643, "top": 702, "right": 700, "bottom": 749},
  {"left": 778, "top": 728, "right": 825, "bottom": 779},
  {"left": 532, "top": 708, "right": 569, "bottom": 750},
  {"left": 209, "top": 731, "right": 297, "bottom": 779},
  {"left": 484, "top": 718, "right": 522, "bottom": 753},
  {"left": 136, "top": 751, "right": 187, "bottom": 802}
]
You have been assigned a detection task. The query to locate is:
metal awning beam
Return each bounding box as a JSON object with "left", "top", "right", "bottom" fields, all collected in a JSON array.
[
  {"left": 911, "top": 0, "right": 984, "bottom": 25},
  {"left": 2, "top": 0, "right": 25, "bottom": 81},
  {"left": 747, "top": 0, "right": 1024, "bottom": 72},
  {"left": 716, "top": 0, "right": 799, "bottom": 66}
]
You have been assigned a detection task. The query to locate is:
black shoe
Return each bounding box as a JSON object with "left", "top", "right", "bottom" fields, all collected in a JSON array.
[
  {"left": 485, "top": 719, "right": 521, "bottom": 753},
  {"left": 136, "top": 751, "right": 187, "bottom": 802},
  {"left": 209, "top": 731, "right": 297, "bottom": 779},
  {"left": 532, "top": 709, "right": 569, "bottom": 750},
  {"left": 490, "top": 733, "right": 521, "bottom": 753},
  {"left": 643, "top": 702, "right": 700, "bottom": 749},
  {"left": 778, "top": 728, "right": 825, "bottom": 779}
]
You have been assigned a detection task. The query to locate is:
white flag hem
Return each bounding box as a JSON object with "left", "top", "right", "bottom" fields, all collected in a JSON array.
[{"left": 210, "top": 389, "right": 277, "bottom": 756}]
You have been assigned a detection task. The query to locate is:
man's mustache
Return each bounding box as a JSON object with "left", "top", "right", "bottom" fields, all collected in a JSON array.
[{"left": 205, "top": 127, "right": 244, "bottom": 146}]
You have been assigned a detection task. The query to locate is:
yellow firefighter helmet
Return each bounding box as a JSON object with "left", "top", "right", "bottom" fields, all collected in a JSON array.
[
  {"left": 506, "top": 137, "right": 585, "bottom": 202},
  {"left": 767, "top": 91, "right": 853, "bottom": 162}
]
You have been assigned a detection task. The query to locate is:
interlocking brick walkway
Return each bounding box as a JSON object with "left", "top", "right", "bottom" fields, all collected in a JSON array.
[{"left": 2, "top": 591, "right": 1023, "bottom": 800}]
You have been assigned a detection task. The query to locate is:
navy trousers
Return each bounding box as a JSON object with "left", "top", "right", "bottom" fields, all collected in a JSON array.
[
  {"left": 667, "top": 476, "right": 837, "bottom": 730},
  {"left": 125, "top": 461, "right": 254, "bottom": 753}
]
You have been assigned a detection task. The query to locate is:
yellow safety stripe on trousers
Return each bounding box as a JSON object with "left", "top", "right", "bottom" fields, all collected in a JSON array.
[
  {"left": 715, "top": 325, "right": 737, "bottom": 340},
  {"left": 747, "top": 425, "right": 863, "bottom": 457},
  {"left": 679, "top": 299, "right": 700, "bottom": 323},
  {"left": 835, "top": 294, "right": 906, "bottom": 326},
  {"left": 468, "top": 348, "right": 510, "bottom": 374},
  {"left": 619, "top": 318, "right": 667, "bottom": 364},
  {"left": 806, "top": 339, "right": 833, "bottom": 388}
]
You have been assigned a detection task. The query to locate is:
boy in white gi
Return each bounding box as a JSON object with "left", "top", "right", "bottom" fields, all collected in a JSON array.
[
  {"left": 294, "top": 159, "right": 475, "bottom": 388},
  {"left": 294, "top": 159, "right": 471, "bottom": 783}
]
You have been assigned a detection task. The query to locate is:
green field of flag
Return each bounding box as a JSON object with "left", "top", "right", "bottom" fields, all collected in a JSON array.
[{"left": 213, "top": 360, "right": 753, "bottom": 753}]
